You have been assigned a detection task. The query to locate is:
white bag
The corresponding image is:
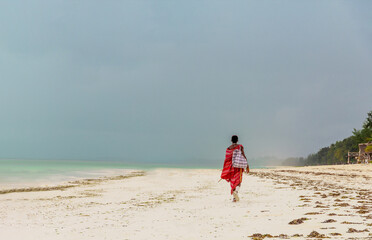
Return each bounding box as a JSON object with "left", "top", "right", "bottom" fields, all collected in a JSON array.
[{"left": 232, "top": 149, "right": 248, "bottom": 168}]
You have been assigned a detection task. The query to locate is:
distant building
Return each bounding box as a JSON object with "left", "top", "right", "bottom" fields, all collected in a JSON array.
[{"left": 348, "top": 142, "right": 372, "bottom": 164}]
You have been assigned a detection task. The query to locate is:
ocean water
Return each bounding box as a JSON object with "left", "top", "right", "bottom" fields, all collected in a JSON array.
[
  {"left": 0, "top": 159, "right": 145, "bottom": 184},
  {"left": 0, "top": 159, "right": 266, "bottom": 184}
]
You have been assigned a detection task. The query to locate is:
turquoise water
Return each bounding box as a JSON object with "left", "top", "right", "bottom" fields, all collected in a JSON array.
[
  {"left": 0, "top": 159, "right": 146, "bottom": 183},
  {"left": 0, "top": 159, "right": 266, "bottom": 184}
]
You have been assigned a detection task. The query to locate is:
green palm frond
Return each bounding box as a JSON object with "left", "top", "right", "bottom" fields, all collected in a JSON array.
[{"left": 366, "top": 145, "right": 372, "bottom": 153}]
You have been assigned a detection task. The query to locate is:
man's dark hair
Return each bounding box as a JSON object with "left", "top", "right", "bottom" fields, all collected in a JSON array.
[{"left": 231, "top": 135, "right": 238, "bottom": 143}]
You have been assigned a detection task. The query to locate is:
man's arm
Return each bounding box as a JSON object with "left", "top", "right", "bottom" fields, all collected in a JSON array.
[
  {"left": 241, "top": 146, "right": 249, "bottom": 173},
  {"left": 241, "top": 146, "right": 247, "bottom": 159}
]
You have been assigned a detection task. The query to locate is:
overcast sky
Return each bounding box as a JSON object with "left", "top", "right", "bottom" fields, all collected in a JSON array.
[{"left": 0, "top": 1, "right": 371, "bottom": 165}]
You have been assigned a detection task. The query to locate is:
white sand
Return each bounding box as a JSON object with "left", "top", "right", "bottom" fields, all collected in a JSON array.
[{"left": 0, "top": 165, "right": 371, "bottom": 239}]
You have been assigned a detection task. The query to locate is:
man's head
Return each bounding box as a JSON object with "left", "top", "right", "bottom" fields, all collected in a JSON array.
[{"left": 231, "top": 135, "right": 238, "bottom": 143}]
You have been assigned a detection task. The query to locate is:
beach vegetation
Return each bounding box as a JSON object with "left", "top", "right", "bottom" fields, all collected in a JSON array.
[
  {"left": 363, "top": 110, "right": 372, "bottom": 129},
  {"left": 365, "top": 145, "right": 372, "bottom": 153},
  {"left": 282, "top": 110, "right": 372, "bottom": 166}
]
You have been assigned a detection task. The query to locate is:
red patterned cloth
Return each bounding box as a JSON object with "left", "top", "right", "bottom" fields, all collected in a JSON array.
[{"left": 221, "top": 144, "right": 244, "bottom": 194}]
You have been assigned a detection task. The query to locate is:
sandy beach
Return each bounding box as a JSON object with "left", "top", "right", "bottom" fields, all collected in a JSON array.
[{"left": 0, "top": 165, "right": 371, "bottom": 240}]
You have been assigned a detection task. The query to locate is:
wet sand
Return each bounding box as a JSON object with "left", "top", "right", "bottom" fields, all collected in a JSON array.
[{"left": 0, "top": 165, "right": 371, "bottom": 239}]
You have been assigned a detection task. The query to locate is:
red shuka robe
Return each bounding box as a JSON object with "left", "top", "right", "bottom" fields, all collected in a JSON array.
[{"left": 221, "top": 144, "right": 244, "bottom": 194}]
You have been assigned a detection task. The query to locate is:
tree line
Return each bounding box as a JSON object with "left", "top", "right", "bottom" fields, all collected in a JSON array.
[{"left": 282, "top": 111, "right": 372, "bottom": 166}]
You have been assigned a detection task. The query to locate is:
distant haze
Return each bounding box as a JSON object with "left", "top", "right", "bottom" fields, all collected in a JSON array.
[{"left": 0, "top": 1, "right": 371, "bottom": 166}]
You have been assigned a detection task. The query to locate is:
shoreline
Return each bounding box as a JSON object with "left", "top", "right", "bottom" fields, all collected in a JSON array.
[
  {"left": 0, "top": 165, "right": 270, "bottom": 190},
  {"left": 0, "top": 168, "right": 143, "bottom": 190},
  {"left": 0, "top": 170, "right": 145, "bottom": 195}
]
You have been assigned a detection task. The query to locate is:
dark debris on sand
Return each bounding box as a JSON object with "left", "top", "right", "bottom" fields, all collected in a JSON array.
[
  {"left": 0, "top": 171, "right": 146, "bottom": 195},
  {"left": 329, "top": 232, "right": 342, "bottom": 236},
  {"left": 322, "top": 219, "right": 336, "bottom": 223},
  {"left": 307, "top": 231, "right": 327, "bottom": 238},
  {"left": 249, "top": 233, "right": 289, "bottom": 239},
  {"left": 249, "top": 233, "right": 272, "bottom": 240},
  {"left": 250, "top": 169, "right": 372, "bottom": 239},
  {"left": 341, "top": 221, "right": 362, "bottom": 224},
  {"left": 288, "top": 217, "right": 309, "bottom": 225},
  {"left": 347, "top": 228, "right": 369, "bottom": 233},
  {"left": 305, "top": 212, "right": 322, "bottom": 215}
]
